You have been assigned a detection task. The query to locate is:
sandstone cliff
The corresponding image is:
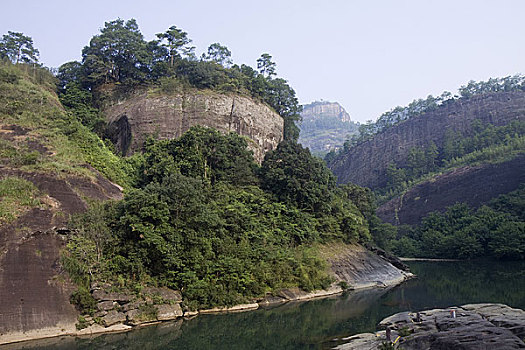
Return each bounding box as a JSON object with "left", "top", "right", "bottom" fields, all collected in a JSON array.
[
  {"left": 328, "top": 92, "right": 525, "bottom": 188},
  {"left": 0, "top": 166, "right": 122, "bottom": 343},
  {"left": 102, "top": 89, "right": 284, "bottom": 163},
  {"left": 301, "top": 101, "right": 352, "bottom": 123},
  {"left": 298, "top": 101, "right": 357, "bottom": 154},
  {"left": 376, "top": 154, "right": 525, "bottom": 225}
]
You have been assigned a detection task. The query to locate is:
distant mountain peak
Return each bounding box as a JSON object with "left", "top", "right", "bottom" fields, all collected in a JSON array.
[
  {"left": 301, "top": 101, "right": 352, "bottom": 123},
  {"left": 298, "top": 101, "right": 357, "bottom": 155}
]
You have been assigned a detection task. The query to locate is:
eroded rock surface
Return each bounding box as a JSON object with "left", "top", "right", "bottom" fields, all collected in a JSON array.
[
  {"left": 336, "top": 303, "right": 525, "bottom": 350},
  {"left": 329, "top": 91, "right": 525, "bottom": 188},
  {"left": 377, "top": 154, "right": 525, "bottom": 225},
  {"left": 103, "top": 90, "right": 284, "bottom": 163}
]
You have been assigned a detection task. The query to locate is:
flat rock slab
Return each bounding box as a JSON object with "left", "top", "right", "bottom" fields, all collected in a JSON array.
[
  {"left": 156, "top": 304, "right": 183, "bottom": 321},
  {"left": 141, "top": 287, "right": 182, "bottom": 303},
  {"left": 338, "top": 303, "right": 525, "bottom": 350},
  {"left": 101, "top": 310, "right": 126, "bottom": 327}
]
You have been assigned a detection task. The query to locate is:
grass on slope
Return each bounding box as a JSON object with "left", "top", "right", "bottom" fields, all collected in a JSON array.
[
  {"left": 0, "top": 176, "right": 41, "bottom": 224},
  {"left": 0, "top": 60, "right": 135, "bottom": 188}
]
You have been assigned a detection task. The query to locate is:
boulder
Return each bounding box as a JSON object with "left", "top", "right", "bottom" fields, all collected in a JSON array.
[
  {"left": 338, "top": 303, "right": 525, "bottom": 350},
  {"left": 155, "top": 304, "right": 183, "bottom": 321},
  {"left": 101, "top": 310, "right": 126, "bottom": 327},
  {"left": 121, "top": 300, "right": 145, "bottom": 312},
  {"left": 97, "top": 301, "right": 116, "bottom": 311}
]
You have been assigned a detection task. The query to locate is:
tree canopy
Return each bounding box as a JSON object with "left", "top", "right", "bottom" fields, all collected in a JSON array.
[{"left": 0, "top": 31, "right": 39, "bottom": 64}]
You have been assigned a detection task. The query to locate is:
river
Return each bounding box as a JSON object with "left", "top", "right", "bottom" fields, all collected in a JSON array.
[{"left": 3, "top": 259, "right": 524, "bottom": 350}]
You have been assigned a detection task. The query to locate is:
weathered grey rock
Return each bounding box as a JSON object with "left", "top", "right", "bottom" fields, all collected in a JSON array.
[
  {"left": 258, "top": 295, "right": 287, "bottom": 306},
  {"left": 103, "top": 90, "right": 284, "bottom": 163},
  {"left": 101, "top": 310, "right": 126, "bottom": 327},
  {"left": 124, "top": 309, "right": 145, "bottom": 326},
  {"left": 97, "top": 301, "right": 116, "bottom": 311},
  {"left": 326, "top": 244, "right": 413, "bottom": 290},
  {"left": 338, "top": 303, "right": 525, "bottom": 350},
  {"left": 298, "top": 101, "right": 356, "bottom": 153},
  {"left": 92, "top": 290, "right": 134, "bottom": 303},
  {"left": 121, "top": 300, "right": 145, "bottom": 312},
  {"left": 141, "top": 287, "right": 182, "bottom": 303},
  {"left": 94, "top": 310, "right": 107, "bottom": 318},
  {"left": 329, "top": 91, "right": 525, "bottom": 189},
  {"left": 155, "top": 304, "right": 183, "bottom": 321}
]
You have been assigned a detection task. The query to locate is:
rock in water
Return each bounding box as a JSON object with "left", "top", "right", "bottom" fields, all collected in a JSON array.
[{"left": 336, "top": 303, "right": 525, "bottom": 350}]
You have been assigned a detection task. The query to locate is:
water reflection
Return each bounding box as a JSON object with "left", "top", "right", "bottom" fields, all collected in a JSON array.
[{"left": 3, "top": 259, "right": 524, "bottom": 350}]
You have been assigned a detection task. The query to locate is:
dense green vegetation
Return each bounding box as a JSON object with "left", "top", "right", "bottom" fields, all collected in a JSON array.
[
  {"left": 378, "top": 119, "right": 525, "bottom": 201},
  {"left": 386, "top": 186, "right": 525, "bottom": 260},
  {"left": 56, "top": 18, "right": 302, "bottom": 142},
  {"left": 0, "top": 59, "right": 135, "bottom": 187},
  {"left": 1, "top": 26, "right": 378, "bottom": 311},
  {"left": 339, "top": 75, "right": 525, "bottom": 149},
  {"left": 64, "top": 127, "right": 372, "bottom": 309}
]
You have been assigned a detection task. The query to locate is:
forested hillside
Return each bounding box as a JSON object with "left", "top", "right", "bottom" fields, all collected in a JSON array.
[
  {"left": 326, "top": 78, "right": 525, "bottom": 260},
  {"left": 0, "top": 20, "right": 397, "bottom": 338}
]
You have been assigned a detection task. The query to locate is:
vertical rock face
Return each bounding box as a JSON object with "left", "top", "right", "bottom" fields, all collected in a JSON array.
[
  {"left": 328, "top": 92, "right": 525, "bottom": 188},
  {"left": 298, "top": 101, "right": 357, "bottom": 153},
  {"left": 301, "top": 101, "right": 352, "bottom": 123},
  {"left": 0, "top": 169, "right": 123, "bottom": 342},
  {"left": 376, "top": 155, "right": 525, "bottom": 225},
  {"left": 103, "top": 90, "right": 284, "bottom": 163}
]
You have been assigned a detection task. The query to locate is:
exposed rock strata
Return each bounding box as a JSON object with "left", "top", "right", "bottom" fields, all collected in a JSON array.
[
  {"left": 0, "top": 167, "right": 123, "bottom": 344},
  {"left": 377, "top": 154, "right": 525, "bottom": 225},
  {"left": 324, "top": 244, "right": 413, "bottom": 290},
  {"left": 336, "top": 303, "right": 525, "bottom": 350},
  {"left": 329, "top": 92, "right": 525, "bottom": 188},
  {"left": 103, "top": 90, "right": 284, "bottom": 163}
]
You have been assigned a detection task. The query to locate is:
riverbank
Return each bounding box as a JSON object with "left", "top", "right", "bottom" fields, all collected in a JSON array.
[
  {"left": 335, "top": 303, "right": 525, "bottom": 349},
  {"left": 0, "top": 244, "right": 412, "bottom": 346},
  {"left": 399, "top": 257, "right": 462, "bottom": 262}
]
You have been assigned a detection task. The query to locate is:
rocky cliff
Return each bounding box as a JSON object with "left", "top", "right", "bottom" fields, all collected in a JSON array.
[
  {"left": 0, "top": 166, "right": 123, "bottom": 343},
  {"left": 102, "top": 89, "right": 284, "bottom": 163},
  {"left": 301, "top": 101, "right": 352, "bottom": 123},
  {"left": 298, "top": 101, "right": 357, "bottom": 154},
  {"left": 328, "top": 91, "right": 525, "bottom": 188},
  {"left": 377, "top": 154, "right": 525, "bottom": 225}
]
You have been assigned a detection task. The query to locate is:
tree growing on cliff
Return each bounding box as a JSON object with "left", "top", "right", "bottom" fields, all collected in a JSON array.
[
  {"left": 202, "top": 43, "right": 232, "bottom": 67},
  {"left": 0, "top": 31, "right": 39, "bottom": 64},
  {"left": 81, "top": 18, "right": 151, "bottom": 86},
  {"left": 257, "top": 53, "right": 276, "bottom": 77},
  {"left": 156, "top": 25, "right": 193, "bottom": 66}
]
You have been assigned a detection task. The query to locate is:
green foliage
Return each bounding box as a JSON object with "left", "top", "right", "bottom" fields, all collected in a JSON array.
[
  {"left": 136, "top": 304, "right": 158, "bottom": 322},
  {"left": 141, "top": 126, "right": 258, "bottom": 186},
  {"left": 0, "top": 31, "right": 39, "bottom": 64},
  {"left": 343, "top": 75, "right": 525, "bottom": 149},
  {"left": 202, "top": 43, "right": 232, "bottom": 67},
  {"left": 82, "top": 19, "right": 151, "bottom": 86},
  {"left": 0, "top": 176, "right": 40, "bottom": 224},
  {"left": 377, "top": 120, "right": 525, "bottom": 202},
  {"left": 389, "top": 187, "right": 525, "bottom": 260},
  {"left": 62, "top": 126, "right": 373, "bottom": 309},
  {"left": 259, "top": 141, "right": 336, "bottom": 213},
  {"left": 70, "top": 287, "right": 97, "bottom": 316},
  {"left": 257, "top": 53, "right": 276, "bottom": 77},
  {"left": 75, "top": 315, "right": 90, "bottom": 330}
]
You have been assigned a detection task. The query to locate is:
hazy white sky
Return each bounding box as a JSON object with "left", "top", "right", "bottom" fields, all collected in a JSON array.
[{"left": 2, "top": 0, "right": 524, "bottom": 122}]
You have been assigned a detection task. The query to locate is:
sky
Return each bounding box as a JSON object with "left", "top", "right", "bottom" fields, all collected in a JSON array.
[{"left": 1, "top": 0, "right": 524, "bottom": 123}]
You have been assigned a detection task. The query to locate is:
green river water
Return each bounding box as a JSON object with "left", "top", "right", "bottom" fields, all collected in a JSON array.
[{"left": 3, "top": 259, "right": 524, "bottom": 350}]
